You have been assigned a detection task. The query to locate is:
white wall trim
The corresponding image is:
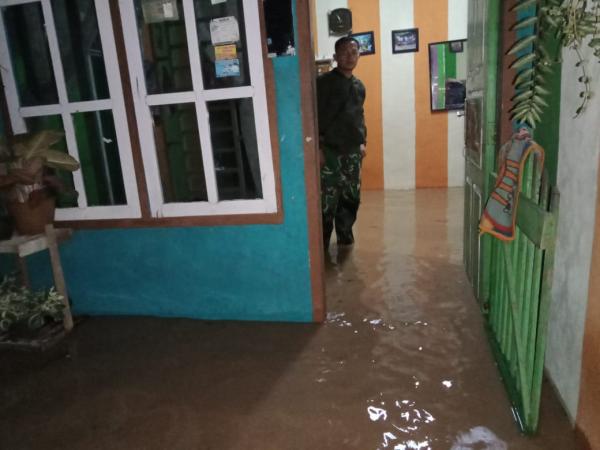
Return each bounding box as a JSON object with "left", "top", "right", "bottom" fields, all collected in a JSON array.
[
  {"left": 0, "top": 0, "right": 142, "bottom": 219},
  {"left": 380, "top": 0, "right": 416, "bottom": 190},
  {"left": 119, "top": 0, "right": 277, "bottom": 218}
]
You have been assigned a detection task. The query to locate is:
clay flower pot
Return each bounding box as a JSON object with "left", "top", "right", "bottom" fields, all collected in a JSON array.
[{"left": 6, "top": 190, "right": 56, "bottom": 236}]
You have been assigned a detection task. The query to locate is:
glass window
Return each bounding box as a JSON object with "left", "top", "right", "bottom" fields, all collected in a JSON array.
[
  {"left": 52, "top": 0, "right": 110, "bottom": 103},
  {"left": 0, "top": 0, "right": 140, "bottom": 221},
  {"left": 193, "top": 0, "right": 251, "bottom": 90},
  {"left": 3, "top": 3, "right": 59, "bottom": 106},
  {"left": 208, "top": 98, "right": 261, "bottom": 200},
  {"left": 2, "top": 0, "right": 276, "bottom": 221},
  {"left": 73, "top": 111, "right": 127, "bottom": 206},
  {"left": 122, "top": 0, "right": 276, "bottom": 217},
  {"left": 134, "top": 0, "right": 193, "bottom": 95},
  {"left": 150, "top": 103, "right": 207, "bottom": 203}
]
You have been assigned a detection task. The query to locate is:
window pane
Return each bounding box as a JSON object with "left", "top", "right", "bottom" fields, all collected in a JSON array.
[
  {"left": 24, "top": 116, "right": 77, "bottom": 208},
  {"left": 3, "top": 3, "right": 59, "bottom": 106},
  {"left": 134, "top": 0, "right": 193, "bottom": 95},
  {"left": 73, "top": 111, "right": 126, "bottom": 206},
  {"left": 193, "top": 0, "right": 251, "bottom": 90},
  {"left": 208, "top": 98, "right": 261, "bottom": 200},
  {"left": 52, "top": 0, "right": 110, "bottom": 102},
  {"left": 150, "top": 103, "right": 207, "bottom": 203}
]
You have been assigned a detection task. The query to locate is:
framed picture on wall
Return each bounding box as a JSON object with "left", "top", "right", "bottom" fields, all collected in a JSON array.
[
  {"left": 350, "top": 31, "right": 375, "bottom": 56},
  {"left": 392, "top": 28, "right": 419, "bottom": 54}
]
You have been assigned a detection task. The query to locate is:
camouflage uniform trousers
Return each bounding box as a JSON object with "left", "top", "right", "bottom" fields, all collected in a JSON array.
[{"left": 320, "top": 146, "right": 362, "bottom": 247}]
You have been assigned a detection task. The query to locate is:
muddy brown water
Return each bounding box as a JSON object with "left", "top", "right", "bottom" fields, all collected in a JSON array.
[{"left": 0, "top": 189, "right": 577, "bottom": 449}]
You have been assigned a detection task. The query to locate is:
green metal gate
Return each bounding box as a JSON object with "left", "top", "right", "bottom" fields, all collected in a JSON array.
[
  {"left": 483, "top": 158, "right": 558, "bottom": 434},
  {"left": 464, "top": 0, "right": 559, "bottom": 434}
]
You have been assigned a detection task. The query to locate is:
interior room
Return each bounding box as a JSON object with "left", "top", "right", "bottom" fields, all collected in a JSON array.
[{"left": 1, "top": 0, "right": 599, "bottom": 449}]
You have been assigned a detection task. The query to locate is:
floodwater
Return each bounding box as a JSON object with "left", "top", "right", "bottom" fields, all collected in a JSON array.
[{"left": 0, "top": 189, "right": 577, "bottom": 449}]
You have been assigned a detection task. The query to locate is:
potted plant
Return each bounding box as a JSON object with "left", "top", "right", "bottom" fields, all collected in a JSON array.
[
  {"left": 0, "top": 131, "right": 80, "bottom": 236},
  {"left": 0, "top": 274, "right": 65, "bottom": 339}
]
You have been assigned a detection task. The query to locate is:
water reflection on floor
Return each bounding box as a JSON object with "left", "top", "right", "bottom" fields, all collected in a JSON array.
[
  {"left": 324, "top": 189, "right": 576, "bottom": 449},
  {"left": 0, "top": 189, "right": 577, "bottom": 449}
]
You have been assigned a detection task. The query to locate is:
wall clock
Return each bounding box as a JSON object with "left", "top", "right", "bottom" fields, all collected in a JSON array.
[{"left": 328, "top": 8, "right": 352, "bottom": 36}]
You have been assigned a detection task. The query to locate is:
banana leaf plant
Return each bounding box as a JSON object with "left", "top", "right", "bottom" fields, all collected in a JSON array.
[{"left": 0, "top": 130, "right": 80, "bottom": 204}]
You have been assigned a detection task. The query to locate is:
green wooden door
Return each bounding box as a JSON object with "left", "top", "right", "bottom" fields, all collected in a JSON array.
[
  {"left": 464, "top": 0, "right": 499, "bottom": 301},
  {"left": 484, "top": 156, "right": 558, "bottom": 434},
  {"left": 464, "top": 0, "right": 559, "bottom": 434}
]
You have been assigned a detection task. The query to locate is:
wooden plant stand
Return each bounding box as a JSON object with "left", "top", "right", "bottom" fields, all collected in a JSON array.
[{"left": 0, "top": 224, "right": 74, "bottom": 331}]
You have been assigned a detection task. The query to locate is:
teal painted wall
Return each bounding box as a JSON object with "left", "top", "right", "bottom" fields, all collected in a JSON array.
[{"left": 21, "top": 5, "right": 314, "bottom": 322}]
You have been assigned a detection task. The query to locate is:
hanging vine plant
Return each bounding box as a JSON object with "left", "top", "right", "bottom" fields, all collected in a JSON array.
[{"left": 508, "top": 0, "right": 600, "bottom": 128}]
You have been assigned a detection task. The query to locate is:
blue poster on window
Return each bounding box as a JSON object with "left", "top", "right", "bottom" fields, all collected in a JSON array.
[{"left": 215, "top": 59, "right": 240, "bottom": 78}]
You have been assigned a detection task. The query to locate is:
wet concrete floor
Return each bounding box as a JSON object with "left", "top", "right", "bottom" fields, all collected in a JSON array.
[{"left": 1, "top": 189, "right": 577, "bottom": 449}]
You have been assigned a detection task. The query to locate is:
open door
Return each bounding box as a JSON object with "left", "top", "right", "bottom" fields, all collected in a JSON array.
[
  {"left": 464, "top": 0, "right": 499, "bottom": 302},
  {"left": 464, "top": 0, "right": 559, "bottom": 433}
]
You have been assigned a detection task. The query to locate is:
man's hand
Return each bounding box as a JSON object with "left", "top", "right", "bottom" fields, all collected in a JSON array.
[{"left": 360, "top": 144, "right": 367, "bottom": 159}]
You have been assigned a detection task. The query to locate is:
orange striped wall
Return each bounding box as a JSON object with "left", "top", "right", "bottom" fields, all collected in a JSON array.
[
  {"left": 312, "top": 0, "right": 465, "bottom": 189},
  {"left": 414, "top": 0, "right": 448, "bottom": 187},
  {"left": 348, "top": 0, "right": 384, "bottom": 190}
]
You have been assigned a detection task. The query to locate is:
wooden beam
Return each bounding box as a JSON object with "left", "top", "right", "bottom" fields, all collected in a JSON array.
[{"left": 296, "top": 0, "right": 326, "bottom": 322}]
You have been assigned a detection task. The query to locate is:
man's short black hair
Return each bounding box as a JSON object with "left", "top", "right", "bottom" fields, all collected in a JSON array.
[{"left": 335, "top": 36, "right": 359, "bottom": 53}]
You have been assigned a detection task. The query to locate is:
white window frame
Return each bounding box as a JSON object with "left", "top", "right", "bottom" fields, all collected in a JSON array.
[
  {"left": 119, "top": 0, "right": 277, "bottom": 218},
  {"left": 0, "top": 0, "right": 141, "bottom": 220}
]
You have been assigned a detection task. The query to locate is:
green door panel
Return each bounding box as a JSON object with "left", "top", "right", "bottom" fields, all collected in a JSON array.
[{"left": 464, "top": 0, "right": 559, "bottom": 434}]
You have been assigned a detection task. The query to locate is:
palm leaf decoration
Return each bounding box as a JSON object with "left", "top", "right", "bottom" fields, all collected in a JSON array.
[
  {"left": 508, "top": 0, "right": 555, "bottom": 128},
  {"left": 509, "top": 0, "right": 600, "bottom": 128}
]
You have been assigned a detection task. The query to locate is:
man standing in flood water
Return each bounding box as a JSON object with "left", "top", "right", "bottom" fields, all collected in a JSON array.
[{"left": 317, "top": 36, "right": 367, "bottom": 250}]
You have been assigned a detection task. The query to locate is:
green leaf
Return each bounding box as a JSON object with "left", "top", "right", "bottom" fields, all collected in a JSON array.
[
  {"left": 511, "top": 16, "right": 538, "bottom": 31},
  {"left": 511, "top": 108, "right": 530, "bottom": 121},
  {"left": 510, "top": 97, "right": 532, "bottom": 109},
  {"left": 545, "top": 15, "right": 560, "bottom": 28},
  {"left": 532, "top": 94, "right": 549, "bottom": 107},
  {"left": 22, "top": 130, "right": 64, "bottom": 159},
  {"left": 579, "top": 25, "right": 596, "bottom": 33},
  {"left": 43, "top": 149, "right": 80, "bottom": 172},
  {"left": 514, "top": 68, "right": 535, "bottom": 85},
  {"left": 510, "top": 52, "right": 538, "bottom": 69},
  {"left": 537, "top": 44, "right": 551, "bottom": 59},
  {"left": 538, "top": 62, "right": 553, "bottom": 73},
  {"left": 510, "top": 102, "right": 531, "bottom": 114},
  {"left": 512, "top": 89, "right": 534, "bottom": 102},
  {"left": 515, "top": 80, "right": 535, "bottom": 90},
  {"left": 507, "top": 35, "right": 538, "bottom": 55},
  {"left": 534, "top": 84, "right": 551, "bottom": 95},
  {"left": 510, "top": 0, "right": 538, "bottom": 12},
  {"left": 513, "top": 105, "right": 529, "bottom": 117},
  {"left": 531, "top": 102, "right": 544, "bottom": 114}
]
